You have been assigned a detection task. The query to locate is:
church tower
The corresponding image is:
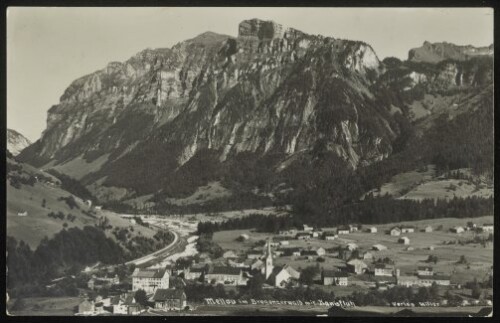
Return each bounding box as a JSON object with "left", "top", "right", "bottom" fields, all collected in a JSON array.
[{"left": 264, "top": 238, "right": 274, "bottom": 279}]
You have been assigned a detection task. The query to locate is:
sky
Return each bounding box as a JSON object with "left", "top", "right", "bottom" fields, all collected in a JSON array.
[{"left": 7, "top": 7, "right": 493, "bottom": 142}]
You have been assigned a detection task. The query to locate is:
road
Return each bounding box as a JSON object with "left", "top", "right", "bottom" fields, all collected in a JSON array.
[{"left": 125, "top": 225, "right": 181, "bottom": 266}]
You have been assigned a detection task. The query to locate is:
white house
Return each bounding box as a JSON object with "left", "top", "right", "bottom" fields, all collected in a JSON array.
[
  {"left": 346, "top": 243, "right": 358, "bottom": 251},
  {"left": 372, "top": 244, "right": 387, "bottom": 251},
  {"left": 323, "top": 232, "right": 337, "bottom": 240},
  {"left": 390, "top": 227, "right": 402, "bottom": 236},
  {"left": 424, "top": 226, "right": 433, "bottom": 233},
  {"left": 132, "top": 268, "right": 170, "bottom": 294},
  {"left": 482, "top": 223, "right": 494, "bottom": 233},
  {"left": 368, "top": 227, "right": 377, "bottom": 233},
  {"left": 205, "top": 266, "right": 244, "bottom": 286},
  {"left": 17, "top": 211, "right": 28, "bottom": 217},
  {"left": 268, "top": 265, "right": 300, "bottom": 287},
  {"left": 417, "top": 266, "right": 433, "bottom": 276},
  {"left": 337, "top": 226, "right": 350, "bottom": 235},
  {"left": 398, "top": 236, "right": 410, "bottom": 245},
  {"left": 451, "top": 226, "right": 465, "bottom": 234},
  {"left": 374, "top": 264, "right": 395, "bottom": 277},
  {"left": 401, "top": 226, "right": 415, "bottom": 233}
]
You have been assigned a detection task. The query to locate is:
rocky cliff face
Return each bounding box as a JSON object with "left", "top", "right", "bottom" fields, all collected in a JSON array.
[
  {"left": 408, "top": 41, "right": 493, "bottom": 63},
  {"left": 7, "top": 129, "right": 31, "bottom": 156},
  {"left": 18, "top": 19, "right": 493, "bottom": 203}
]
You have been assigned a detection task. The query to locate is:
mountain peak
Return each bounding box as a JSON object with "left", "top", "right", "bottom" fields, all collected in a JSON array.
[
  {"left": 238, "top": 18, "right": 306, "bottom": 40},
  {"left": 409, "top": 41, "right": 493, "bottom": 63},
  {"left": 7, "top": 128, "right": 32, "bottom": 156}
]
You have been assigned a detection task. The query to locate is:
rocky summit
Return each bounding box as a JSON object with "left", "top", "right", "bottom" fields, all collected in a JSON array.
[
  {"left": 18, "top": 19, "right": 493, "bottom": 207},
  {"left": 7, "top": 129, "right": 32, "bottom": 156}
]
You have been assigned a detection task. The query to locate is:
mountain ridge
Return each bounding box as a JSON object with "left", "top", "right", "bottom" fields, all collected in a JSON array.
[{"left": 17, "top": 19, "right": 493, "bottom": 211}]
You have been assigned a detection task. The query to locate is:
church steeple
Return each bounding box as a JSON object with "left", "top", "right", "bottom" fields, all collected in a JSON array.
[{"left": 265, "top": 238, "right": 274, "bottom": 279}]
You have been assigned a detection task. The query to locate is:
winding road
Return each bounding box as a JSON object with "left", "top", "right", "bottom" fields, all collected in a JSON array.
[{"left": 125, "top": 225, "right": 182, "bottom": 266}]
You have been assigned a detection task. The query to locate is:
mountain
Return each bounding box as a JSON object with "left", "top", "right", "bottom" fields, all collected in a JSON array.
[
  {"left": 408, "top": 41, "right": 493, "bottom": 63},
  {"left": 7, "top": 129, "right": 32, "bottom": 156},
  {"left": 18, "top": 19, "right": 494, "bottom": 213}
]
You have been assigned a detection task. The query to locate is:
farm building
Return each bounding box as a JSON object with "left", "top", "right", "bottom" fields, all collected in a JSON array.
[
  {"left": 323, "top": 232, "right": 337, "bottom": 240},
  {"left": 417, "top": 275, "right": 451, "bottom": 286},
  {"left": 296, "top": 232, "right": 311, "bottom": 240},
  {"left": 267, "top": 265, "right": 300, "bottom": 287},
  {"left": 17, "top": 211, "right": 28, "bottom": 216},
  {"left": 205, "top": 266, "right": 244, "bottom": 286},
  {"left": 184, "top": 266, "right": 205, "bottom": 281},
  {"left": 152, "top": 289, "right": 187, "bottom": 310},
  {"left": 417, "top": 266, "right": 433, "bottom": 276},
  {"left": 424, "top": 226, "right": 433, "bottom": 233},
  {"left": 451, "top": 226, "right": 465, "bottom": 234},
  {"left": 401, "top": 226, "right": 415, "bottom": 233},
  {"left": 322, "top": 270, "right": 348, "bottom": 286},
  {"left": 374, "top": 264, "right": 395, "bottom": 277},
  {"left": 372, "top": 244, "right": 387, "bottom": 251},
  {"left": 303, "top": 224, "right": 313, "bottom": 232},
  {"left": 337, "top": 226, "right": 350, "bottom": 235},
  {"left": 397, "top": 275, "right": 419, "bottom": 287},
  {"left": 346, "top": 259, "right": 368, "bottom": 274},
  {"left": 482, "top": 223, "right": 494, "bottom": 233},
  {"left": 362, "top": 252, "right": 373, "bottom": 261},
  {"left": 390, "top": 227, "right": 401, "bottom": 236},
  {"left": 398, "top": 236, "right": 410, "bottom": 245},
  {"left": 368, "top": 227, "right": 377, "bottom": 233},
  {"left": 239, "top": 234, "right": 250, "bottom": 240},
  {"left": 349, "top": 224, "right": 359, "bottom": 232},
  {"left": 78, "top": 300, "right": 95, "bottom": 315},
  {"left": 346, "top": 243, "right": 358, "bottom": 251},
  {"left": 223, "top": 250, "right": 238, "bottom": 259},
  {"left": 247, "top": 250, "right": 263, "bottom": 260}
]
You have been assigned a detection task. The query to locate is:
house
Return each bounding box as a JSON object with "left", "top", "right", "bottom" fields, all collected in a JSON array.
[
  {"left": 374, "top": 264, "right": 395, "bottom": 277},
  {"left": 95, "top": 206, "right": 103, "bottom": 210},
  {"left": 323, "top": 232, "right": 337, "bottom": 240},
  {"left": 417, "top": 266, "right": 433, "bottom": 276},
  {"left": 417, "top": 274, "right": 451, "bottom": 286},
  {"left": 322, "top": 270, "right": 348, "bottom": 286},
  {"left": 482, "top": 223, "right": 494, "bottom": 233},
  {"left": 451, "top": 226, "right": 465, "bottom": 234},
  {"left": 349, "top": 224, "right": 359, "bottom": 232},
  {"left": 239, "top": 234, "right": 250, "bottom": 240},
  {"left": 110, "top": 294, "right": 135, "bottom": 314},
  {"left": 311, "top": 230, "right": 322, "bottom": 238},
  {"left": 362, "top": 252, "right": 373, "bottom": 261},
  {"left": 303, "top": 224, "right": 313, "bottom": 232},
  {"left": 368, "top": 227, "right": 377, "bottom": 233},
  {"left": 152, "top": 289, "right": 187, "bottom": 310},
  {"left": 390, "top": 227, "right": 401, "bottom": 236},
  {"left": 267, "top": 265, "right": 300, "bottom": 287},
  {"left": 222, "top": 250, "right": 238, "bottom": 259},
  {"left": 78, "top": 300, "right": 95, "bottom": 315},
  {"left": 346, "top": 259, "right": 368, "bottom": 274},
  {"left": 247, "top": 250, "right": 263, "bottom": 260},
  {"left": 184, "top": 265, "right": 205, "bottom": 281},
  {"left": 372, "top": 244, "right": 387, "bottom": 251},
  {"left": 398, "top": 236, "right": 410, "bottom": 245},
  {"left": 205, "top": 266, "right": 244, "bottom": 286},
  {"left": 127, "top": 303, "right": 145, "bottom": 315},
  {"left": 301, "top": 247, "right": 326, "bottom": 257},
  {"left": 278, "top": 229, "right": 297, "bottom": 237},
  {"left": 251, "top": 259, "right": 265, "bottom": 272},
  {"left": 397, "top": 275, "right": 419, "bottom": 287},
  {"left": 405, "top": 246, "right": 414, "bottom": 251},
  {"left": 17, "top": 211, "right": 28, "bottom": 217},
  {"left": 337, "top": 226, "right": 350, "bottom": 235},
  {"left": 424, "top": 226, "right": 433, "bottom": 233},
  {"left": 296, "top": 232, "right": 311, "bottom": 240},
  {"left": 346, "top": 243, "right": 358, "bottom": 251},
  {"left": 401, "top": 226, "right": 415, "bottom": 233},
  {"left": 132, "top": 267, "right": 170, "bottom": 294},
  {"left": 279, "top": 240, "right": 289, "bottom": 246}
]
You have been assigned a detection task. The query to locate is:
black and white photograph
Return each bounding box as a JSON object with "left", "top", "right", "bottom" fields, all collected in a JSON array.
[{"left": 5, "top": 5, "right": 495, "bottom": 317}]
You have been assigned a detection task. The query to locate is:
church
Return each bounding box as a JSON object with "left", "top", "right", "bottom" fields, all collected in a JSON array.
[{"left": 262, "top": 239, "right": 300, "bottom": 287}]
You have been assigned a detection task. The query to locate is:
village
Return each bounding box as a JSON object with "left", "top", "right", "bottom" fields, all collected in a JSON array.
[{"left": 73, "top": 214, "right": 493, "bottom": 316}]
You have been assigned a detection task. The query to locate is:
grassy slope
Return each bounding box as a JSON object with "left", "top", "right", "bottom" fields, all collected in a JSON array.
[
  {"left": 363, "top": 165, "right": 493, "bottom": 201},
  {"left": 7, "top": 157, "right": 156, "bottom": 249}
]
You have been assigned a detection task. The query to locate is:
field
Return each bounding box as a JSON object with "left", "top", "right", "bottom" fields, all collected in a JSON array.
[
  {"left": 212, "top": 215, "right": 493, "bottom": 287},
  {"left": 364, "top": 165, "right": 493, "bottom": 201},
  {"left": 7, "top": 163, "right": 157, "bottom": 248},
  {"left": 7, "top": 297, "right": 82, "bottom": 316}
]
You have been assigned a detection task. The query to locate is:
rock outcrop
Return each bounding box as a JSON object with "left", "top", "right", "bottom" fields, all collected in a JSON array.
[
  {"left": 7, "top": 129, "right": 31, "bottom": 156},
  {"left": 408, "top": 41, "right": 493, "bottom": 63}
]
